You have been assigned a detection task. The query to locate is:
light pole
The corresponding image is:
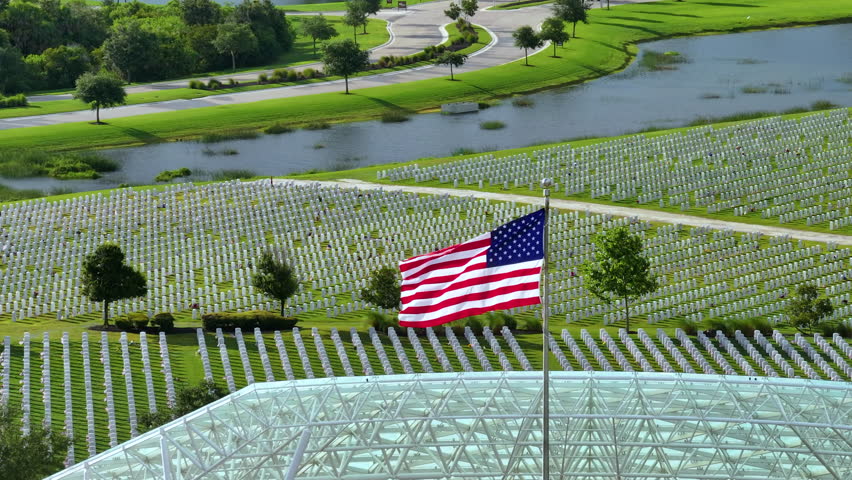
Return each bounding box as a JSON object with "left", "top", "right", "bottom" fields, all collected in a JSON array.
[{"left": 540, "top": 177, "right": 552, "bottom": 480}]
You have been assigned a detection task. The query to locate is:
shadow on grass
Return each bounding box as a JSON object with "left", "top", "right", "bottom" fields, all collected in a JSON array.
[
  {"left": 632, "top": 9, "right": 702, "bottom": 18},
  {"left": 605, "top": 15, "right": 666, "bottom": 24},
  {"left": 594, "top": 21, "right": 664, "bottom": 36},
  {"left": 120, "top": 127, "right": 166, "bottom": 144},
  {"left": 693, "top": 1, "right": 763, "bottom": 7}
]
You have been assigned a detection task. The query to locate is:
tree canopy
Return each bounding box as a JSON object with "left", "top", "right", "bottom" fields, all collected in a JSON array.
[
  {"left": 0, "top": 0, "right": 296, "bottom": 93},
  {"left": 0, "top": 406, "right": 70, "bottom": 480},
  {"left": 460, "top": 0, "right": 478, "bottom": 18},
  {"left": 539, "top": 17, "right": 569, "bottom": 57},
  {"left": 322, "top": 38, "right": 369, "bottom": 94},
  {"left": 72, "top": 72, "right": 127, "bottom": 124},
  {"left": 787, "top": 283, "right": 834, "bottom": 334},
  {"left": 80, "top": 243, "right": 147, "bottom": 325},
  {"left": 361, "top": 266, "right": 402, "bottom": 309},
  {"left": 435, "top": 51, "right": 468, "bottom": 80},
  {"left": 252, "top": 251, "right": 299, "bottom": 316},
  {"left": 512, "top": 25, "right": 543, "bottom": 66},
  {"left": 580, "top": 226, "right": 658, "bottom": 333},
  {"left": 212, "top": 22, "right": 258, "bottom": 71},
  {"left": 139, "top": 380, "right": 226, "bottom": 431},
  {"left": 300, "top": 14, "right": 338, "bottom": 55},
  {"left": 444, "top": 2, "right": 461, "bottom": 21},
  {"left": 552, "top": 0, "right": 589, "bottom": 37},
  {"left": 343, "top": 0, "right": 369, "bottom": 39}
]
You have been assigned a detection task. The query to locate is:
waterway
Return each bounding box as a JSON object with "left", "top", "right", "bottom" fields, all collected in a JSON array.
[{"left": 5, "top": 23, "right": 851, "bottom": 193}]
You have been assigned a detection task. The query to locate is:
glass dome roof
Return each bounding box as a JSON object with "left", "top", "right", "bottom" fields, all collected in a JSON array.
[{"left": 47, "top": 371, "right": 852, "bottom": 480}]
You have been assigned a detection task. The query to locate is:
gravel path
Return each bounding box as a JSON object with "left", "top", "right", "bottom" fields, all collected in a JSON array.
[{"left": 273, "top": 178, "right": 852, "bottom": 245}]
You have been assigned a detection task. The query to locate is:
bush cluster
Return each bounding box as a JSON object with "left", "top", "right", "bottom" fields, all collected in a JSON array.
[
  {"left": 114, "top": 312, "right": 174, "bottom": 332},
  {"left": 0, "top": 94, "right": 28, "bottom": 108},
  {"left": 202, "top": 311, "right": 298, "bottom": 331},
  {"left": 155, "top": 168, "right": 192, "bottom": 183}
]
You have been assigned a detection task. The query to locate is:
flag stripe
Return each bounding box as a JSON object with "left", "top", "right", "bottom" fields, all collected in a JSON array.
[
  {"left": 400, "top": 235, "right": 490, "bottom": 275},
  {"left": 401, "top": 246, "right": 489, "bottom": 281},
  {"left": 400, "top": 281, "right": 540, "bottom": 315},
  {"left": 400, "top": 257, "right": 488, "bottom": 293},
  {"left": 402, "top": 265, "right": 543, "bottom": 304},
  {"left": 398, "top": 292, "right": 542, "bottom": 327}
]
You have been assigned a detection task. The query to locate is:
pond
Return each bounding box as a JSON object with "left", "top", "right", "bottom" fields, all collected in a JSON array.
[{"left": 5, "top": 23, "right": 851, "bottom": 193}]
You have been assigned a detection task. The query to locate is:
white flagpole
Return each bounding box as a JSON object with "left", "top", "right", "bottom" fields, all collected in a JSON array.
[{"left": 541, "top": 178, "right": 552, "bottom": 480}]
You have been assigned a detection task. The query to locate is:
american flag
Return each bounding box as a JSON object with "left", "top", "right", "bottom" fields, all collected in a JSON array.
[{"left": 398, "top": 209, "right": 545, "bottom": 328}]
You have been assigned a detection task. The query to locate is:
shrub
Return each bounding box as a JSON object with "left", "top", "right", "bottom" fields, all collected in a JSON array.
[
  {"left": 152, "top": 312, "right": 175, "bottom": 332},
  {"left": 812, "top": 100, "right": 838, "bottom": 111},
  {"left": 0, "top": 93, "right": 28, "bottom": 108},
  {"left": 133, "top": 317, "right": 150, "bottom": 330},
  {"left": 484, "top": 311, "right": 515, "bottom": 330},
  {"left": 380, "top": 110, "right": 410, "bottom": 123},
  {"left": 287, "top": 69, "right": 299, "bottom": 81},
  {"left": 155, "top": 168, "right": 192, "bottom": 182},
  {"left": 199, "top": 129, "right": 259, "bottom": 143},
  {"left": 362, "top": 311, "right": 400, "bottom": 334},
  {"left": 822, "top": 321, "right": 852, "bottom": 338},
  {"left": 521, "top": 316, "right": 542, "bottom": 332},
  {"left": 188, "top": 80, "right": 206, "bottom": 90},
  {"left": 227, "top": 78, "right": 237, "bottom": 87},
  {"left": 115, "top": 318, "right": 133, "bottom": 331},
  {"left": 201, "top": 311, "right": 298, "bottom": 331},
  {"left": 211, "top": 169, "right": 256, "bottom": 181},
  {"left": 480, "top": 121, "right": 506, "bottom": 130},
  {"left": 678, "top": 318, "right": 699, "bottom": 336},
  {"left": 257, "top": 73, "right": 268, "bottom": 84},
  {"left": 264, "top": 122, "right": 294, "bottom": 134},
  {"left": 304, "top": 121, "right": 330, "bottom": 130},
  {"left": 303, "top": 68, "right": 316, "bottom": 79},
  {"left": 207, "top": 78, "right": 222, "bottom": 89},
  {"left": 270, "top": 69, "right": 287, "bottom": 82}
]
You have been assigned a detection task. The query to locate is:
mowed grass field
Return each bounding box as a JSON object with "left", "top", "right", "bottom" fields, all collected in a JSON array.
[{"left": 0, "top": 0, "right": 849, "bottom": 152}]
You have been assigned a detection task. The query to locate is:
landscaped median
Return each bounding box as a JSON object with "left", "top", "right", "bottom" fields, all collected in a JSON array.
[{"left": 0, "top": 0, "right": 849, "bottom": 152}]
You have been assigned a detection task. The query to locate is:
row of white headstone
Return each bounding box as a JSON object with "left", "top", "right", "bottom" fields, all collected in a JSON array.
[{"left": 7, "top": 325, "right": 852, "bottom": 466}]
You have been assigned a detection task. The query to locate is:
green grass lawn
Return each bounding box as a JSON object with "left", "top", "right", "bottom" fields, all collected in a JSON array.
[
  {"left": 491, "top": 0, "right": 554, "bottom": 10},
  {"left": 0, "top": 17, "right": 389, "bottom": 121},
  {"left": 1, "top": 0, "right": 849, "bottom": 152}
]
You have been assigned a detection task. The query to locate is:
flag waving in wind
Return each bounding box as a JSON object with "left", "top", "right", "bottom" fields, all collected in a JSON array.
[{"left": 398, "top": 209, "right": 545, "bottom": 328}]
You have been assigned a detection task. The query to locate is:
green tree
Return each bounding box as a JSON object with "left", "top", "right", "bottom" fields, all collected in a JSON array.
[
  {"left": 787, "top": 284, "right": 834, "bottom": 334},
  {"left": 252, "top": 251, "right": 299, "bottom": 316},
  {"left": 435, "top": 51, "right": 467, "bottom": 80},
  {"left": 37, "top": 44, "right": 92, "bottom": 89},
  {"left": 361, "top": 266, "right": 401, "bottom": 309},
  {"left": 178, "top": 0, "right": 220, "bottom": 25},
  {"left": 444, "top": 2, "right": 461, "bottom": 21},
  {"left": 300, "top": 14, "right": 338, "bottom": 55},
  {"left": 580, "top": 226, "right": 658, "bottom": 333},
  {"left": 0, "top": 406, "right": 70, "bottom": 480},
  {"left": 552, "top": 0, "right": 589, "bottom": 37},
  {"left": 72, "top": 72, "right": 127, "bottom": 124},
  {"left": 213, "top": 22, "right": 258, "bottom": 72},
  {"left": 343, "top": 0, "right": 368, "bottom": 40},
  {"left": 539, "top": 17, "right": 569, "bottom": 57},
  {"left": 322, "top": 38, "right": 369, "bottom": 94},
  {"left": 512, "top": 25, "right": 542, "bottom": 66},
  {"left": 0, "top": 41, "right": 29, "bottom": 94},
  {"left": 0, "top": 0, "right": 59, "bottom": 54},
  {"left": 460, "top": 0, "right": 477, "bottom": 18},
  {"left": 102, "top": 18, "right": 159, "bottom": 82},
  {"left": 81, "top": 243, "right": 147, "bottom": 326},
  {"left": 139, "top": 380, "right": 226, "bottom": 431},
  {"left": 363, "top": 0, "right": 381, "bottom": 15},
  {"left": 232, "top": 0, "right": 294, "bottom": 60}
]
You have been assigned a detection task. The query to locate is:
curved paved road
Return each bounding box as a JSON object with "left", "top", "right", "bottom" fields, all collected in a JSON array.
[
  {"left": 1, "top": 0, "right": 654, "bottom": 130},
  {"left": 276, "top": 178, "right": 852, "bottom": 245}
]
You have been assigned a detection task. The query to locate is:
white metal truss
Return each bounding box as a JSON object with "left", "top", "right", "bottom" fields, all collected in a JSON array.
[{"left": 48, "top": 371, "right": 852, "bottom": 480}]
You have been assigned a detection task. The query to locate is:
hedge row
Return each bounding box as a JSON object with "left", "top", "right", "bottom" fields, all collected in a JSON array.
[
  {"left": 202, "top": 310, "right": 298, "bottom": 331},
  {"left": 0, "top": 94, "right": 28, "bottom": 108}
]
